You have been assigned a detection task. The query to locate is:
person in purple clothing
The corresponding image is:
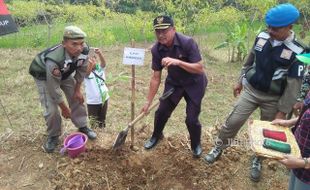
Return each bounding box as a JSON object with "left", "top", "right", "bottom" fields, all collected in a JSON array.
[
  {"left": 141, "top": 15, "right": 207, "bottom": 158},
  {"left": 272, "top": 53, "right": 310, "bottom": 190}
]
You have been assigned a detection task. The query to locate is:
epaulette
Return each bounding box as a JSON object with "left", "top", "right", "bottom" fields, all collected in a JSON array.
[
  {"left": 257, "top": 31, "right": 270, "bottom": 40},
  {"left": 285, "top": 39, "right": 305, "bottom": 54},
  {"left": 294, "top": 39, "right": 310, "bottom": 53}
]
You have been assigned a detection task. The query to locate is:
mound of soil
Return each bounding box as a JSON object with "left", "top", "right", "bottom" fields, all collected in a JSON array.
[{"left": 0, "top": 127, "right": 289, "bottom": 190}]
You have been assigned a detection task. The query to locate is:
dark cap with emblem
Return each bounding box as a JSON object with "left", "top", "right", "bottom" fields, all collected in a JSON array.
[
  {"left": 63, "top": 25, "right": 87, "bottom": 39},
  {"left": 153, "top": 16, "right": 174, "bottom": 30}
]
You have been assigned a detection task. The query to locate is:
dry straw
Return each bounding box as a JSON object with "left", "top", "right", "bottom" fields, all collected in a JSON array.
[{"left": 248, "top": 120, "right": 301, "bottom": 160}]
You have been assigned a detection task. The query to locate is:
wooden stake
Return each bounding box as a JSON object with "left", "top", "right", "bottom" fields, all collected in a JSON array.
[{"left": 130, "top": 39, "right": 136, "bottom": 148}]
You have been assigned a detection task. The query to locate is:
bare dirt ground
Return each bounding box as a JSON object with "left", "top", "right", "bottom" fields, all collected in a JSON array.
[
  {"left": 0, "top": 46, "right": 290, "bottom": 190},
  {"left": 0, "top": 125, "right": 289, "bottom": 190}
]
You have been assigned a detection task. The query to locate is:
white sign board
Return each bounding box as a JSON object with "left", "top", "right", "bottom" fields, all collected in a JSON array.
[{"left": 122, "top": 47, "right": 145, "bottom": 66}]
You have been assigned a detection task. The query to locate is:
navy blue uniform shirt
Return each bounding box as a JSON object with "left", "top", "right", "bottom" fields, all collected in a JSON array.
[{"left": 151, "top": 32, "right": 207, "bottom": 106}]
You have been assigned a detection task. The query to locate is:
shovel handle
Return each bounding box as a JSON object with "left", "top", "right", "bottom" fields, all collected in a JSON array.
[
  {"left": 127, "top": 88, "right": 174, "bottom": 128},
  {"left": 128, "top": 100, "right": 160, "bottom": 127}
]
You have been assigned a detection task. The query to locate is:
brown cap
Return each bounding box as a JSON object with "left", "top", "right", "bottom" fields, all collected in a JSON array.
[{"left": 63, "top": 26, "right": 86, "bottom": 39}]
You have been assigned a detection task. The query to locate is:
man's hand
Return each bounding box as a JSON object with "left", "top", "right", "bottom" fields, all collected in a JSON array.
[
  {"left": 90, "top": 57, "right": 97, "bottom": 69},
  {"left": 271, "top": 117, "right": 297, "bottom": 128},
  {"left": 88, "top": 57, "right": 97, "bottom": 70},
  {"left": 233, "top": 82, "right": 243, "bottom": 97},
  {"left": 161, "top": 57, "right": 180, "bottom": 68},
  {"left": 73, "top": 90, "right": 84, "bottom": 104},
  {"left": 271, "top": 119, "right": 291, "bottom": 127},
  {"left": 61, "top": 106, "right": 71, "bottom": 119},
  {"left": 278, "top": 155, "right": 303, "bottom": 169},
  {"left": 94, "top": 48, "right": 102, "bottom": 55},
  {"left": 59, "top": 102, "right": 71, "bottom": 119},
  {"left": 141, "top": 102, "right": 151, "bottom": 114},
  {"left": 73, "top": 81, "right": 84, "bottom": 104}
]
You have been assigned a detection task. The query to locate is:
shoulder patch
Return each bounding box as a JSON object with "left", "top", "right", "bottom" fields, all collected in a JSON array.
[
  {"left": 257, "top": 32, "right": 270, "bottom": 39},
  {"left": 52, "top": 68, "right": 61, "bottom": 77}
]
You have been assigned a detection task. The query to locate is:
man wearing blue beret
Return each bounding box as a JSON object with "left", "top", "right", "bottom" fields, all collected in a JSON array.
[{"left": 204, "top": 3, "right": 307, "bottom": 182}]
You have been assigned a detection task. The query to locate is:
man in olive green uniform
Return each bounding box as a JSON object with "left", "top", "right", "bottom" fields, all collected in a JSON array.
[
  {"left": 204, "top": 3, "right": 306, "bottom": 182},
  {"left": 29, "top": 26, "right": 96, "bottom": 153}
]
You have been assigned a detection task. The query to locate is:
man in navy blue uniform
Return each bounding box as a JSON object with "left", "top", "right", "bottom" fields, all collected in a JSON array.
[
  {"left": 204, "top": 3, "right": 306, "bottom": 182},
  {"left": 141, "top": 15, "right": 207, "bottom": 158}
]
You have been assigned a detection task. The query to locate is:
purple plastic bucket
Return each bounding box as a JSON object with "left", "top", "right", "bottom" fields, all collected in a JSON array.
[{"left": 63, "top": 132, "right": 88, "bottom": 158}]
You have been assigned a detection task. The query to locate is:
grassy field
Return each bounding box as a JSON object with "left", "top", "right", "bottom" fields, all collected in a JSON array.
[
  {"left": 0, "top": 37, "right": 252, "bottom": 137},
  {"left": 0, "top": 34, "right": 292, "bottom": 190},
  {"left": 0, "top": 2, "right": 308, "bottom": 188}
]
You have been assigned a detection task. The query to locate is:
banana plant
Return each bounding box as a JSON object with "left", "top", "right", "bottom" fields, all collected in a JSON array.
[{"left": 215, "top": 22, "right": 249, "bottom": 62}]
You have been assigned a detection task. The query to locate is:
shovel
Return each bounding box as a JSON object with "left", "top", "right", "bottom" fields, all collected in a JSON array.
[{"left": 112, "top": 88, "right": 175, "bottom": 149}]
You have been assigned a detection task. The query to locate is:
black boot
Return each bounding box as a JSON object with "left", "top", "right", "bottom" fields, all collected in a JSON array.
[
  {"left": 79, "top": 127, "right": 97, "bottom": 140},
  {"left": 204, "top": 146, "right": 222, "bottom": 164},
  {"left": 144, "top": 133, "right": 164, "bottom": 149},
  {"left": 100, "top": 122, "right": 106, "bottom": 128},
  {"left": 43, "top": 136, "right": 59, "bottom": 153},
  {"left": 192, "top": 144, "right": 202, "bottom": 158},
  {"left": 250, "top": 156, "right": 262, "bottom": 182}
]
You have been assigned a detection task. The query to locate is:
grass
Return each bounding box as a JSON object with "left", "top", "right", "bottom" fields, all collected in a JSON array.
[
  {"left": 4, "top": 17, "right": 310, "bottom": 138},
  {"left": 0, "top": 8, "right": 270, "bottom": 49},
  {"left": 2, "top": 23, "right": 308, "bottom": 136},
  {"left": 0, "top": 39, "right": 254, "bottom": 138},
  {"left": 0, "top": 11, "right": 156, "bottom": 48}
]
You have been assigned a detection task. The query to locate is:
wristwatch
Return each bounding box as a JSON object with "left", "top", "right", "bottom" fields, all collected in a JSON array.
[{"left": 303, "top": 158, "right": 310, "bottom": 169}]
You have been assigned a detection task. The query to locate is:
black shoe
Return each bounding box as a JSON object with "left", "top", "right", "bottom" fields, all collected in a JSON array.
[
  {"left": 43, "top": 136, "right": 59, "bottom": 153},
  {"left": 144, "top": 134, "right": 163, "bottom": 149},
  {"left": 204, "top": 147, "right": 222, "bottom": 164},
  {"left": 79, "top": 127, "right": 97, "bottom": 140},
  {"left": 99, "top": 123, "right": 106, "bottom": 128},
  {"left": 192, "top": 144, "right": 202, "bottom": 158},
  {"left": 250, "top": 156, "right": 262, "bottom": 182}
]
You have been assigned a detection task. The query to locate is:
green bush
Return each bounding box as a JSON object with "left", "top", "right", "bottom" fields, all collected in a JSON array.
[
  {"left": 8, "top": 1, "right": 107, "bottom": 26},
  {"left": 8, "top": 1, "right": 42, "bottom": 26},
  {"left": 3, "top": 0, "right": 306, "bottom": 50},
  {"left": 8, "top": 1, "right": 62, "bottom": 26}
]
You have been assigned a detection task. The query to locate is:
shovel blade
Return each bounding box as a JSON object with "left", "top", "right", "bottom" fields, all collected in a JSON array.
[{"left": 112, "top": 130, "right": 128, "bottom": 149}]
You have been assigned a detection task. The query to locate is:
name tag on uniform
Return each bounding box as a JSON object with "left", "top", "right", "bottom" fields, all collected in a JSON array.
[
  {"left": 254, "top": 38, "right": 267, "bottom": 52},
  {"left": 280, "top": 49, "right": 293, "bottom": 60}
]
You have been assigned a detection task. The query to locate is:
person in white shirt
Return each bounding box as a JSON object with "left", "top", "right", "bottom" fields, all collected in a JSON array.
[{"left": 84, "top": 48, "right": 109, "bottom": 128}]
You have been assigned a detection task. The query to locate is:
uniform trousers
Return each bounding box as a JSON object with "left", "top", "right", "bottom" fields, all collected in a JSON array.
[
  {"left": 34, "top": 77, "right": 88, "bottom": 138},
  {"left": 152, "top": 88, "right": 202, "bottom": 149},
  {"left": 217, "top": 79, "right": 280, "bottom": 148}
]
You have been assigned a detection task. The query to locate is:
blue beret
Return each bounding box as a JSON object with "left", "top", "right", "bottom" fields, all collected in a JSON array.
[{"left": 265, "top": 3, "right": 299, "bottom": 27}]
